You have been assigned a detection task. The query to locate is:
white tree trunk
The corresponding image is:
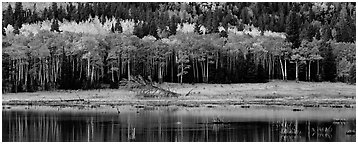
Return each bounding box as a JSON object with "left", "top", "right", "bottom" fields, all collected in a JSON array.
[
  {"left": 159, "top": 64, "right": 163, "bottom": 83},
  {"left": 91, "top": 65, "right": 94, "bottom": 83},
  {"left": 127, "top": 59, "right": 131, "bottom": 81},
  {"left": 111, "top": 64, "right": 114, "bottom": 82},
  {"left": 295, "top": 61, "right": 299, "bottom": 82},
  {"left": 180, "top": 62, "right": 183, "bottom": 84},
  {"left": 279, "top": 58, "right": 284, "bottom": 80},
  {"left": 284, "top": 59, "right": 287, "bottom": 81},
  {"left": 87, "top": 58, "right": 90, "bottom": 78}
]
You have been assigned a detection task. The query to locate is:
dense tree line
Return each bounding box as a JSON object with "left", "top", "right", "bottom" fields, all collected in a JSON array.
[
  {"left": 2, "top": 2, "right": 356, "bottom": 93},
  {"left": 3, "top": 30, "right": 355, "bottom": 93},
  {"left": 3, "top": 2, "right": 356, "bottom": 41}
]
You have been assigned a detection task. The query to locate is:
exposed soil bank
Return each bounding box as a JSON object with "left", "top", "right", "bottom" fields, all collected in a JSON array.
[{"left": 2, "top": 81, "right": 356, "bottom": 108}]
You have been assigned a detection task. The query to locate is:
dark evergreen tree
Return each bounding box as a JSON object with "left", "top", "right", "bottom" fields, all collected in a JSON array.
[
  {"left": 148, "top": 19, "right": 159, "bottom": 38},
  {"left": 205, "top": 10, "right": 213, "bottom": 33},
  {"left": 115, "top": 22, "right": 122, "bottom": 33},
  {"left": 2, "top": 27, "right": 6, "bottom": 36},
  {"left": 115, "top": 6, "right": 122, "bottom": 20},
  {"left": 335, "top": 7, "right": 355, "bottom": 43},
  {"left": 220, "top": 30, "right": 228, "bottom": 38},
  {"left": 24, "top": 9, "right": 32, "bottom": 24},
  {"left": 321, "top": 42, "right": 336, "bottom": 82},
  {"left": 211, "top": 9, "right": 220, "bottom": 33},
  {"left": 133, "top": 23, "right": 144, "bottom": 38},
  {"left": 13, "top": 23, "right": 20, "bottom": 34},
  {"left": 77, "top": 2, "right": 85, "bottom": 21},
  {"left": 160, "top": 11, "right": 170, "bottom": 30},
  {"left": 51, "top": 2, "right": 58, "bottom": 19},
  {"left": 42, "top": 8, "right": 48, "bottom": 20},
  {"left": 240, "top": 7, "right": 250, "bottom": 25},
  {"left": 84, "top": 2, "right": 93, "bottom": 19},
  {"left": 194, "top": 22, "right": 201, "bottom": 34},
  {"left": 58, "top": 5, "right": 66, "bottom": 22},
  {"left": 42, "top": 8, "right": 53, "bottom": 20},
  {"left": 3, "top": 4, "right": 14, "bottom": 28},
  {"left": 66, "top": 2, "right": 74, "bottom": 21},
  {"left": 321, "top": 24, "right": 332, "bottom": 42},
  {"left": 50, "top": 19, "right": 60, "bottom": 32},
  {"left": 14, "top": 2, "right": 24, "bottom": 29},
  {"left": 68, "top": 3, "right": 79, "bottom": 23},
  {"left": 29, "top": 4, "right": 40, "bottom": 23},
  {"left": 285, "top": 9, "right": 301, "bottom": 48},
  {"left": 300, "top": 20, "right": 314, "bottom": 41},
  {"left": 277, "top": 12, "right": 286, "bottom": 32},
  {"left": 222, "top": 10, "right": 235, "bottom": 29},
  {"left": 169, "top": 15, "right": 178, "bottom": 35}
]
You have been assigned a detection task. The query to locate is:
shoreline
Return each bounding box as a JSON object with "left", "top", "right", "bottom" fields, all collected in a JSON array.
[{"left": 2, "top": 81, "right": 356, "bottom": 108}]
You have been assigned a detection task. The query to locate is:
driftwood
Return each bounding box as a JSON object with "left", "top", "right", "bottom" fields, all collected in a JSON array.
[
  {"left": 122, "top": 75, "right": 180, "bottom": 98},
  {"left": 59, "top": 98, "right": 85, "bottom": 102},
  {"left": 185, "top": 88, "right": 194, "bottom": 96}
]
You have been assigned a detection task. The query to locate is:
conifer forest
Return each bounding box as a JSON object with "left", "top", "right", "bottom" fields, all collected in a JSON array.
[{"left": 2, "top": 2, "right": 356, "bottom": 93}]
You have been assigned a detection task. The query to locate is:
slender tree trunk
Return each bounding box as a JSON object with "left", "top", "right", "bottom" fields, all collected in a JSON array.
[
  {"left": 72, "top": 57, "right": 75, "bottom": 78},
  {"left": 180, "top": 62, "right": 183, "bottom": 84},
  {"left": 206, "top": 57, "right": 209, "bottom": 83},
  {"left": 39, "top": 58, "right": 42, "bottom": 89},
  {"left": 216, "top": 52, "right": 219, "bottom": 70},
  {"left": 284, "top": 59, "right": 287, "bottom": 81},
  {"left": 158, "top": 64, "right": 163, "bottom": 83},
  {"left": 295, "top": 61, "right": 299, "bottom": 82},
  {"left": 79, "top": 58, "right": 82, "bottom": 80},
  {"left": 118, "top": 55, "right": 121, "bottom": 82},
  {"left": 19, "top": 59, "right": 22, "bottom": 85},
  {"left": 305, "top": 62, "right": 308, "bottom": 81},
  {"left": 56, "top": 57, "right": 59, "bottom": 83},
  {"left": 268, "top": 55, "right": 271, "bottom": 79},
  {"left": 111, "top": 64, "right": 114, "bottom": 82},
  {"left": 272, "top": 57, "right": 275, "bottom": 79},
  {"left": 279, "top": 58, "right": 284, "bottom": 80},
  {"left": 14, "top": 59, "right": 17, "bottom": 92},
  {"left": 127, "top": 59, "right": 131, "bottom": 81},
  {"left": 25, "top": 61, "right": 28, "bottom": 90},
  {"left": 200, "top": 61, "right": 204, "bottom": 83},
  {"left": 87, "top": 58, "right": 90, "bottom": 79},
  {"left": 228, "top": 56, "right": 231, "bottom": 74},
  {"left": 193, "top": 58, "right": 196, "bottom": 82},
  {"left": 91, "top": 65, "right": 94, "bottom": 84},
  {"left": 171, "top": 52, "right": 174, "bottom": 82},
  {"left": 195, "top": 59, "right": 199, "bottom": 82},
  {"left": 317, "top": 60, "right": 320, "bottom": 80}
]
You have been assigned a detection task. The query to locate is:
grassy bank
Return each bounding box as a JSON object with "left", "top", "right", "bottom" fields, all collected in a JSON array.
[{"left": 2, "top": 81, "right": 356, "bottom": 108}]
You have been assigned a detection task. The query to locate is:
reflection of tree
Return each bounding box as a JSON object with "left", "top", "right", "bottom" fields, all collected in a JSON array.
[
  {"left": 311, "top": 125, "right": 332, "bottom": 139},
  {"left": 277, "top": 119, "right": 300, "bottom": 142},
  {"left": 174, "top": 115, "right": 184, "bottom": 142},
  {"left": 127, "top": 116, "right": 136, "bottom": 141}
]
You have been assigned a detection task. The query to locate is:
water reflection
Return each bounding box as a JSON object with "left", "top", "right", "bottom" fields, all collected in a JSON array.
[{"left": 2, "top": 106, "right": 356, "bottom": 142}]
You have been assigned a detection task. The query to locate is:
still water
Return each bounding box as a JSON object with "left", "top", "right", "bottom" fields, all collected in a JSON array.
[{"left": 2, "top": 105, "right": 356, "bottom": 142}]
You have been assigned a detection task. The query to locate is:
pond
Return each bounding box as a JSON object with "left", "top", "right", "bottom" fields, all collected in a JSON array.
[{"left": 2, "top": 105, "right": 356, "bottom": 142}]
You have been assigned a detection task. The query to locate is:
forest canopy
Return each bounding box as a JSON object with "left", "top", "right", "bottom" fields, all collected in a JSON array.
[{"left": 2, "top": 2, "right": 356, "bottom": 93}]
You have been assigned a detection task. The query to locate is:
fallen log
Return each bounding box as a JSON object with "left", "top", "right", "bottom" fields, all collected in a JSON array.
[{"left": 122, "top": 75, "right": 180, "bottom": 98}]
